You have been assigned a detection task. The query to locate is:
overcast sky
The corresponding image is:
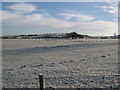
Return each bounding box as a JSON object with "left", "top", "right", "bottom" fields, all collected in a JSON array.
[{"left": 1, "top": 2, "right": 118, "bottom": 36}]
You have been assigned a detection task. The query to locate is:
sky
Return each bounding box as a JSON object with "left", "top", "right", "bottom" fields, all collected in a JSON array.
[{"left": 1, "top": 2, "right": 118, "bottom": 36}]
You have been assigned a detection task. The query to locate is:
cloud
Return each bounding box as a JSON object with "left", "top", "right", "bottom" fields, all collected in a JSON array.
[
  {"left": 2, "top": 11, "right": 75, "bottom": 29},
  {"left": 0, "top": 11, "right": 2, "bottom": 22},
  {"left": 2, "top": 10, "right": 117, "bottom": 36},
  {"left": 1, "top": 11, "right": 18, "bottom": 20},
  {"left": 6, "top": 3, "right": 37, "bottom": 14},
  {"left": 5, "top": 2, "right": 48, "bottom": 14},
  {"left": 95, "top": 5, "right": 118, "bottom": 16},
  {"left": 60, "top": 13, "right": 95, "bottom": 21},
  {"left": 72, "top": 20, "right": 118, "bottom": 36},
  {"left": 38, "top": 9, "right": 47, "bottom": 12}
]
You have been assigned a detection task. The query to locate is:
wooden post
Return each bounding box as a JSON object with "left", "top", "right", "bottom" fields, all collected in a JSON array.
[{"left": 39, "top": 74, "right": 45, "bottom": 90}]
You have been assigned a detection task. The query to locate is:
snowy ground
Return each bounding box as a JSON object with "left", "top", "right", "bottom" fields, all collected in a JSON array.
[{"left": 2, "top": 39, "right": 119, "bottom": 88}]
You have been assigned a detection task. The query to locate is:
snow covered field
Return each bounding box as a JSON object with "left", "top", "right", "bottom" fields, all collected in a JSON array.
[{"left": 2, "top": 39, "right": 119, "bottom": 88}]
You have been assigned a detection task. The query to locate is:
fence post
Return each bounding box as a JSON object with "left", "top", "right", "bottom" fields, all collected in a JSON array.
[{"left": 39, "top": 74, "right": 45, "bottom": 90}]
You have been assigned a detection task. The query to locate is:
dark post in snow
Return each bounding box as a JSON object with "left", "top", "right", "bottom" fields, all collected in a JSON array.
[{"left": 39, "top": 74, "right": 45, "bottom": 90}]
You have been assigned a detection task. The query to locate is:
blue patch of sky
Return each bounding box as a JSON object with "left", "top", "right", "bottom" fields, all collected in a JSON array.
[
  {"left": 33, "top": 2, "right": 116, "bottom": 21},
  {"left": 2, "top": 2, "right": 118, "bottom": 35},
  {"left": 2, "top": 2, "right": 116, "bottom": 22}
]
